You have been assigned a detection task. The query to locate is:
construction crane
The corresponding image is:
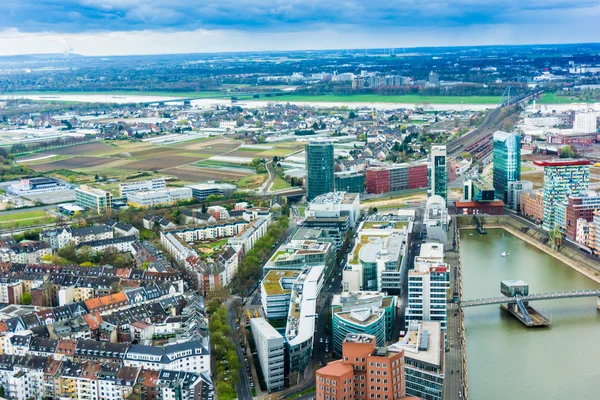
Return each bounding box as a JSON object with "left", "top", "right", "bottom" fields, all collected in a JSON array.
[
  {"left": 254, "top": 310, "right": 259, "bottom": 318},
  {"left": 246, "top": 310, "right": 251, "bottom": 321}
]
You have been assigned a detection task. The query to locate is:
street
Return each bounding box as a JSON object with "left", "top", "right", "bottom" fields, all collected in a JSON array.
[{"left": 225, "top": 298, "right": 253, "bottom": 400}]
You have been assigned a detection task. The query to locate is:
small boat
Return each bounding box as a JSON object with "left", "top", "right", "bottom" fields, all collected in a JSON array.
[
  {"left": 469, "top": 233, "right": 474, "bottom": 236},
  {"left": 501, "top": 252, "right": 508, "bottom": 257}
]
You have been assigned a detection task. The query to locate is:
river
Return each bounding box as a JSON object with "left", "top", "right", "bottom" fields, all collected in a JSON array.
[{"left": 460, "top": 228, "right": 600, "bottom": 399}]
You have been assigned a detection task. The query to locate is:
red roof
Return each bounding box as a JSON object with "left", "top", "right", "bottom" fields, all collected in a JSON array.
[
  {"left": 455, "top": 200, "right": 505, "bottom": 207},
  {"left": 533, "top": 159, "right": 590, "bottom": 167}
]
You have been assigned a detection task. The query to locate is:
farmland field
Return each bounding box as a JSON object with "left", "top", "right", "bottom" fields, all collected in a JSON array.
[
  {"left": 163, "top": 166, "right": 251, "bottom": 182},
  {"left": 537, "top": 93, "right": 598, "bottom": 104},
  {"left": 121, "top": 155, "right": 206, "bottom": 171},
  {"left": 32, "top": 156, "right": 113, "bottom": 172}
]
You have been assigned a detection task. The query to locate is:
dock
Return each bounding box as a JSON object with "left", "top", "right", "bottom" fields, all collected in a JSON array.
[{"left": 500, "top": 302, "right": 551, "bottom": 327}]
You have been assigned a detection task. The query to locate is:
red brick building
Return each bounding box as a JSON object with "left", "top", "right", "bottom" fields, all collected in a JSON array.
[
  {"left": 564, "top": 192, "right": 600, "bottom": 239},
  {"left": 366, "top": 163, "right": 429, "bottom": 195},
  {"left": 316, "top": 333, "right": 417, "bottom": 400}
]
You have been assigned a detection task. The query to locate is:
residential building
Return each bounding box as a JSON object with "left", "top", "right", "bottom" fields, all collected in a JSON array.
[
  {"left": 76, "top": 235, "right": 138, "bottom": 254},
  {"left": 533, "top": 159, "right": 591, "bottom": 230},
  {"left": 331, "top": 291, "right": 396, "bottom": 356},
  {"left": 519, "top": 190, "right": 544, "bottom": 222},
  {"left": 250, "top": 318, "right": 285, "bottom": 393},
  {"left": 315, "top": 333, "right": 407, "bottom": 400},
  {"left": 389, "top": 321, "right": 444, "bottom": 400},
  {"left": 119, "top": 178, "right": 167, "bottom": 198},
  {"left": 493, "top": 131, "right": 521, "bottom": 203},
  {"left": 405, "top": 244, "right": 450, "bottom": 331},
  {"left": 429, "top": 146, "right": 447, "bottom": 201},
  {"left": 124, "top": 340, "right": 210, "bottom": 374},
  {"left": 306, "top": 140, "right": 334, "bottom": 201},
  {"left": 366, "top": 162, "right": 429, "bottom": 195},
  {"left": 228, "top": 216, "right": 270, "bottom": 255},
  {"left": 185, "top": 182, "right": 236, "bottom": 201},
  {"left": 507, "top": 181, "right": 533, "bottom": 211},
  {"left": 75, "top": 185, "right": 113, "bottom": 214},
  {"left": 127, "top": 187, "right": 193, "bottom": 208},
  {"left": 573, "top": 111, "right": 598, "bottom": 134},
  {"left": 335, "top": 171, "right": 365, "bottom": 194}
]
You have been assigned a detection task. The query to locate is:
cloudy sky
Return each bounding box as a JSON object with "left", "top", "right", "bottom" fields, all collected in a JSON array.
[{"left": 0, "top": 0, "right": 598, "bottom": 56}]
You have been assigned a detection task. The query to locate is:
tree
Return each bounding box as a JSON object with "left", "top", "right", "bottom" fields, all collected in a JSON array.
[
  {"left": 0, "top": 385, "right": 5, "bottom": 397},
  {"left": 559, "top": 145, "right": 576, "bottom": 159},
  {"left": 68, "top": 175, "right": 77, "bottom": 184},
  {"left": 21, "top": 292, "right": 32, "bottom": 305},
  {"left": 349, "top": 111, "right": 357, "bottom": 119}
]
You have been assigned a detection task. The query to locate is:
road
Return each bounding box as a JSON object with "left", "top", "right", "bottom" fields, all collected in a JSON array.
[
  {"left": 225, "top": 297, "right": 253, "bottom": 400},
  {"left": 443, "top": 303, "right": 464, "bottom": 400},
  {"left": 258, "top": 160, "right": 275, "bottom": 194}
]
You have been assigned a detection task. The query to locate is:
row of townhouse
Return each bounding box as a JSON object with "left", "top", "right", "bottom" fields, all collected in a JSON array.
[
  {"left": 0, "top": 241, "right": 52, "bottom": 265},
  {"left": 0, "top": 355, "right": 213, "bottom": 400}
]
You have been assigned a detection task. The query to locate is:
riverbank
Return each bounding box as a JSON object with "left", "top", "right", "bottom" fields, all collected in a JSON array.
[{"left": 456, "top": 215, "right": 600, "bottom": 285}]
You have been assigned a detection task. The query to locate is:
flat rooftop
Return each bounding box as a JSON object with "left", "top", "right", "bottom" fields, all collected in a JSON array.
[
  {"left": 262, "top": 270, "right": 299, "bottom": 295},
  {"left": 389, "top": 321, "right": 442, "bottom": 368},
  {"left": 310, "top": 191, "right": 358, "bottom": 205}
]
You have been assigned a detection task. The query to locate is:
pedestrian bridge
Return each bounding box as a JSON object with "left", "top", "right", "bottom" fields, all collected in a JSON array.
[{"left": 460, "top": 289, "right": 600, "bottom": 308}]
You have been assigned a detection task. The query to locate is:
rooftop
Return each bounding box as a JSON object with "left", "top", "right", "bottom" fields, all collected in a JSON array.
[
  {"left": 388, "top": 321, "right": 443, "bottom": 369},
  {"left": 533, "top": 159, "right": 591, "bottom": 167},
  {"left": 310, "top": 191, "right": 358, "bottom": 205},
  {"left": 262, "top": 270, "right": 299, "bottom": 295}
]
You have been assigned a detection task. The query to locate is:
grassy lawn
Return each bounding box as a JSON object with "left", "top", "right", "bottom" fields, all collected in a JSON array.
[
  {"left": 296, "top": 206, "right": 306, "bottom": 216},
  {"left": 271, "top": 177, "right": 291, "bottom": 191},
  {"left": 0, "top": 210, "right": 54, "bottom": 228},
  {"left": 537, "top": 93, "right": 598, "bottom": 104},
  {"left": 521, "top": 166, "right": 535, "bottom": 172},
  {"left": 245, "top": 94, "right": 500, "bottom": 104},
  {"left": 286, "top": 387, "right": 316, "bottom": 399},
  {"left": 236, "top": 174, "right": 267, "bottom": 189}
]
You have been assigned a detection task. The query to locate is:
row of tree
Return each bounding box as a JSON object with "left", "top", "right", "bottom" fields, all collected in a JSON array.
[{"left": 209, "top": 306, "right": 240, "bottom": 400}]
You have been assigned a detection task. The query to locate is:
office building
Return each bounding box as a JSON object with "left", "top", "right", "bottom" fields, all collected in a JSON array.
[
  {"left": 573, "top": 111, "right": 598, "bottom": 134},
  {"left": 405, "top": 244, "right": 450, "bottom": 331},
  {"left": 366, "top": 162, "right": 428, "bottom": 194},
  {"left": 429, "top": 146, "right": 447, "bottom": 201},
  {"left": 315, "top": 333, "right": 408, "bottom": 400},
  {"left": 562, "top": 191, "right": 600, "bottom": 239},
  {"left": 185, "top": 182, "right": 236, "bottom": 201},
  {"left": 507, "top": 181, "right": 533, "bottom": 211},
  {"left": 335, "top": 171, "right": 365, "bottom": 194},
  {"left": 423, "top": 195, "right": 449, "bottom": 249},
  {"left": 306, "top": 191, "right": 361, "bottom": 227},
  {"left": 493, "top": 131, "right": 521, "bottom": 203},
  {"left": 260, "top": 270, "right": 299, "bottom": 320},
  {"left": 8, "top": 177, "right": 69, "bottom": 196},
  {"left": 286, "top": 265, "right": 324, "bottom": 385},
  {"left": 250, "top": 318, "right": 285, "bottom": 393},
  {"left": 331, "top": 291, "right": 397, "bottom": 357},
  {"left": 534, "top": 159, "right": 591, "bottom": 230},
  {"left": 75, "top": 185, "right": 113, "bottom": 214},
  {"left": 519, "top": 190, "right": 544, "bottom": 222},
  {"left": 119, "top": 178, "right": 166, "bottom": 198},
  {"left": 264, "top": 240, "right": 335, "bottom": 277},
  {"left": 345, "top": 214, "right": 412, "bottom": 294},
  {"left": 127, "top": 187, "right": 193, "bottom": 208},
  {"left": 306, "top": 140, "right": 334, "bottom": 201},
  {"left": 389, "top": 321, "right": 444, "bottom": 400}
]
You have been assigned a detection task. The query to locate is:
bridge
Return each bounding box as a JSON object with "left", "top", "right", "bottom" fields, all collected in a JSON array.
[{"left": 460, "top": 289, "right": 600, "bottom": 308}]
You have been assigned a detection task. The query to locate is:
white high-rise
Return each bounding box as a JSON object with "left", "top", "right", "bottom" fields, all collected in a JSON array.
[
  {"left": 573, "top": 111, "right": 598, "bottom": 134},
  {"left": 250, "top": 318, "right": 285, "bottom": 392}
]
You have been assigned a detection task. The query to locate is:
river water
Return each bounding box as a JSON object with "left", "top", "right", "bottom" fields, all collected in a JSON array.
[{"left": 460, "top": 229, "right": 600, "bottom": 399}]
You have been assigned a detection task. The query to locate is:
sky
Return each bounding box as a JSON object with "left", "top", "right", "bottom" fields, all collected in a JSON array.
[{"left": 0, "top": 0, "right": 598, "bottom": 56}]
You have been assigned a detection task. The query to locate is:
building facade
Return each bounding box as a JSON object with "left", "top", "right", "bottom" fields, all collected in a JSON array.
[
  {"left": 119, "top": 178, "right": 167, "bottom": 198},
  {"left": 250, "top": 318, "right": 285, "bottom": 393},
  {"left": 493, "top": 131, "right": 521, "bottom": 204},
  {"left": 563, "top": 191, "right": 600, "bottom": 239},
  {"left": 519, "top": 190, "right": 544, "bottom": 222},
  {"left": 366, "top": 163, "right": 428, "bottom": 195},
  {"left": 507, "top": 181, "right": 533, "bottom": 211},
  {"left": 429, "top": 146, "right": 447, "bottom": 201},
  {"left": 534, "top": 159, "right": 591, "bottom": 230},
  {"left": 335, "top": 171, "right": 365, "bottom": 194},
  {"left": 75, "top": 186, "right": 113, "bottom": 214},
  {"left": 306, "top": 140, "right": 335, "bottom": 201}
]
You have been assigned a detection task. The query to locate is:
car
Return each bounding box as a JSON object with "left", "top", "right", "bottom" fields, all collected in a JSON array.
[
  {"left": 319, "top": 337, "right": 323, "bottom": 343},
  {"left": 325, "top": 345, "right": 329, "bottom": 352},
  {"left": 325, "top": 338, "right": 329, "bottom": 344}
]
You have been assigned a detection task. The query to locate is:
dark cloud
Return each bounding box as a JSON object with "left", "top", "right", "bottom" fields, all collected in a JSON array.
[{"left": 0, "top": 0, "right": 596, "bottom": 33}]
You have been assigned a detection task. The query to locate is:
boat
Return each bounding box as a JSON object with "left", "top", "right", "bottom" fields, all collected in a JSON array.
[{"left": 501, "top": 252, "right": 508, "bottom": 257}]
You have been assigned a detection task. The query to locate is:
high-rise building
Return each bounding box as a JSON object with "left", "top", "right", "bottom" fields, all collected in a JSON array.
[
  {"left": 429, "top": 146, "right": 447, "bottom": 202},
  {"left": 405, "top": 243, "right": 450, "bottom": 331},
  {"left": 562, "top": 191, "right": 600, "bottom": 239},
  {"left": 315, "top": 333, "right": 408, "bottom": 400},
  {"left": 533, "top": 159, "right": 591, "bottom": 230},
  {"left": 389, "top": 321, "right": 445, "bottom": 400},
  {"left": 573, "top": 111, "right": 598, "bottom": 134},
  {"left": 250, "top": 318, "right": 285, "bottom": 393},
  {"left": 493, "top": 131, "right": 521, "bottom": 204},
  {"left": 306, "top": 140, "right": 334, "bottom": 201}
]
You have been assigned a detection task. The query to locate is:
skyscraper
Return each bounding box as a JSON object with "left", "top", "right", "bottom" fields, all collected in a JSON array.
[
  {"left": 533, "top": 159, "right": 591, "bottom": 230},
  {"left": 493, "top": 131, "right": 521, "bottom": 203},
  {"left": 306, "top": 140, "right": 334, "bottom": 201},
  {"left": 430, "top": 145, "right": 447, "bottom": 202}
]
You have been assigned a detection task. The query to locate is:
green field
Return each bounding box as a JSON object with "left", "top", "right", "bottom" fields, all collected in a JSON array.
[
  {"left": 244, "top": 94, "right": 501, "bottom": 104},
  {"left": 0, "top": 210, "right": 54, "bottom": 228},
  {"left": 271, "top": 177, "right": 291, "bottom": 191},
  {"left": 7, "top": 90, "right": 227, "bottom": 99},
  {"left": 537, "top": 93, "right": 598, "bottom": 104}
]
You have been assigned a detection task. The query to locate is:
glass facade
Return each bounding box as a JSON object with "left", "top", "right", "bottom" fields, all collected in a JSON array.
[
  {"left": 493, "top": 131, "right": 521, "bottom": 203},
  {"left": 541, "top": 163, "right": 590, "bottom": 230},
  {"left": 335, "top": 172, "right": 365, "bottom": 193},
  {"left": 430, "top": 146, "right": 447, "bottom": 201},
  {"left": 306, "top": 142, "right": 334, "bottom": 201}
]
